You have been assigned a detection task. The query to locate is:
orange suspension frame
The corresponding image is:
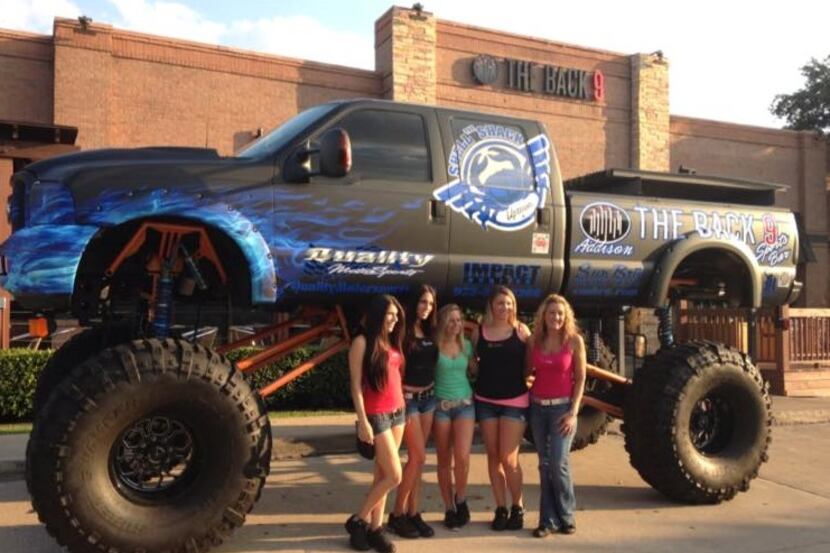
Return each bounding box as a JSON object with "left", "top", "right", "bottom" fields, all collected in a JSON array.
[{"left": 109, "top": 222, "right": 629, "bottom": 409}]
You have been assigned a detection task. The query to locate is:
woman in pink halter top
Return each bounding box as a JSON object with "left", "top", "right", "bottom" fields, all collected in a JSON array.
[{"left": 525, "top": 294, "right": 586, "bottom": 538}]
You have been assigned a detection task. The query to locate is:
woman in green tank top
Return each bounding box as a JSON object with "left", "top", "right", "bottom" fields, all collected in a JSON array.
[{"left": 433, "top": 304, "right": 476, "bottom": 530}]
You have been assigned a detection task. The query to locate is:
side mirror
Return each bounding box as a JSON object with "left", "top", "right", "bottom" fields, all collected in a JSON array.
[
  {"left": 319, "top": 127, "right": 351, "bottom": 178},
  {"left": 283, "top": 128, "right": 352, "bottom": 183}
]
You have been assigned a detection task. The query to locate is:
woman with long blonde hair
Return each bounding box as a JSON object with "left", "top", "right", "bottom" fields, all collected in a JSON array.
[
  {"left": 470, "top": 286, "right": 531, "bottom": 531},
  {"left": 525, "top": 294, "right": 586, "bottom": 538},
  {"left": 432, "top": 304, "right": 476, "bottom": 529}
]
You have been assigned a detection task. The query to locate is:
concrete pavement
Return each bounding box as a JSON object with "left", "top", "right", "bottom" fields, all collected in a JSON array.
[{"left": 2, "top": 420, "right": 829, "bottom": 552}]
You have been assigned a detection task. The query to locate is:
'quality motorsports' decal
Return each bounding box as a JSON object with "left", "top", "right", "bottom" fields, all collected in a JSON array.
[{"left": 433, "top": 124, "right": 550, "bottom": 231}]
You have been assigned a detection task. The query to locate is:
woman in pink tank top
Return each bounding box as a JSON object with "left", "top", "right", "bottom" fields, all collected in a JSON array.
[
  {"left": 525, "top": 294, "right": 586, "bottom": 538},
  {"left": 345, "top": 295, "right": 406, "bottom": 553}
]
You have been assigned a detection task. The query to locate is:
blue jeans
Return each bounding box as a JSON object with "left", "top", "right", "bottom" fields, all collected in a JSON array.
[
  {"left": 529, "top": 402, "right": 576, "bottom": 530},
  {"left": 404, "top": 389, "right": 437, "bottom": 417}
]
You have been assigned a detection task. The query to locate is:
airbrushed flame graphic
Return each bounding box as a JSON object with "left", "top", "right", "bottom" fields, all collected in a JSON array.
[
  {"left": 1, "top": 178, "right": 426, "bottom": 302},
  {"left": 270, "top": 192, "right": 424, "bottom": 297},
  {"left": 433, "top": 129, "right": 550, "bottom": 231},
  {"left": 0, "top": 225, "right": 100, "bottom": 295}
]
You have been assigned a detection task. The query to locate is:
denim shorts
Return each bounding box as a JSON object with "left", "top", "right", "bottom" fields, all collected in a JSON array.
[
  {"left": 367, "top": 407, "right": 406, "bottom": 434},
  {"left": 404, "top": 388, "right": 437, "bottom": 417},
  {"left": 434, "top": 397, "right": 475, "bottom": 423},
  {"left": 475, "top": 399, "right": 528, "bottom": 423}
]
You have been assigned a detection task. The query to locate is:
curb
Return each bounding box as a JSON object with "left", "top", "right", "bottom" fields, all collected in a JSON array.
[
  {"left": 773, "top": 410, "right": 830, "bottom": 426},
  {"left": 0, "top": 460, "right": 24, "bottom": 482}
]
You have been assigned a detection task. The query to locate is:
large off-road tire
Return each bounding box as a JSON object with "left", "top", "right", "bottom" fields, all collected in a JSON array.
[
  {"left": 622, "top": 341, "right": 771, "bottom": 504},
  {"left": 27, "top": 338, "right": 272, "bottom": 553},
  {"left": 571, "top": 341, "right": 616, "bottom": 451},
  {"left": 33, "top": 321, "right": 136, "bottom": 412}
]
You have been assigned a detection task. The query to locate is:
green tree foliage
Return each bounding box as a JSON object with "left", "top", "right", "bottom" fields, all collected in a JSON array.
[{"left": 770, "top": 55, "right": 830, "bottom": 133}]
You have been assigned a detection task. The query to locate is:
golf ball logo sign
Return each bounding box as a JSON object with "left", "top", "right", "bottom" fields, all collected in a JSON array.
[{"left": 580, "top": 202, "right": 630, "bottom": 244}]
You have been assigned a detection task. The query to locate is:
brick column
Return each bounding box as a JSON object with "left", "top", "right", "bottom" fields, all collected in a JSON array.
[
  {"left": 53, "top": 18, "right": 113, "bottom": 149},
  {"left": 374, "top": 6, "right": 436, "bottom": 104},
  {"left": 630, "top": 53, "right": 670, "bottom": 171}
]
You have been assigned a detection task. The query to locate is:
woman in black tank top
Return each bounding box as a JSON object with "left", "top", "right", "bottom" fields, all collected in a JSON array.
[
  {"left": 471, "top": 286, "right": 531, "bottom": 532},
  {"left": 389, "top": 285, "right": 438, "bottom": 538}
]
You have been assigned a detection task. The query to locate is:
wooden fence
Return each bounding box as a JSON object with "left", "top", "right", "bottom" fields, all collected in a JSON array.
[{"left": 677, "top": 304, "right": 830, "bottom": 396}]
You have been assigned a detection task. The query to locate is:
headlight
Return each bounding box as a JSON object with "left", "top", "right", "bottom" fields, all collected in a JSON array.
[{"left": 27, "top": 180, "right": 76, "bottom": 225}]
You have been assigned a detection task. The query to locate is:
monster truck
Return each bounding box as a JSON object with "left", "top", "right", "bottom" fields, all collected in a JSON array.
[{"left": 0, "top": 99, "right": 801, "bottom": 553}]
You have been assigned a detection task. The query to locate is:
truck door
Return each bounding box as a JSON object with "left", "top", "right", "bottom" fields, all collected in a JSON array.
[
  {"left": 275, "top": 104, "right": 449, "bottom": 302},
  {"left": 434, "top": 114, "right": 559, "bottom": 309}
]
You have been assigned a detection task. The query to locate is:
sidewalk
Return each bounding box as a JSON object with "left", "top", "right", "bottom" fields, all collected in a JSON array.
[{"left": 3, "top": 395, "right": 830, "bottom": 481}]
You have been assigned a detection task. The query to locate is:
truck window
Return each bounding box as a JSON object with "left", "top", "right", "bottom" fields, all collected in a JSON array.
[{"left": 338, "top": 109, "right": 431, "bottom": 182}]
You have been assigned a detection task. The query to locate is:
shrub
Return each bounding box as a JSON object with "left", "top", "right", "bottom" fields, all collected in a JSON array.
[
  {"left": 0, "top": 349, "right": 52, "bottom": 421},
  {"left": 230, "top": 346, "right": 352, "bottom": 411},
  {"left": 0, "top": 344, "right": 352, "bottom": 422}
]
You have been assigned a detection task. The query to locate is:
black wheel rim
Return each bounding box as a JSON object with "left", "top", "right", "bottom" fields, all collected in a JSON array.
[
  {"left": 110, "top": 414, "right": 198, "bottom": 500},
  {"left": 689, "top": 393, "right": 734, "bottom": 454}
]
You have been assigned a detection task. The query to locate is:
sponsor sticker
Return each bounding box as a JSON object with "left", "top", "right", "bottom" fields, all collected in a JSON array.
[
  {"left": 303, "top": 247, "right": 434, "bottom": 278},
  {"left": 532, "top": 232, "right": 550, "bottom": 254}
]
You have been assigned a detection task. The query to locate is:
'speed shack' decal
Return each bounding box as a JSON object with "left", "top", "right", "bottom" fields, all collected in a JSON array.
[{"left": 433, "top": 124, "right": 550, "bottom": 231}]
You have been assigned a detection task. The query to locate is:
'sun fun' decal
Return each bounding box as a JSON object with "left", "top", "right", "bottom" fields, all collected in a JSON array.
[{"left": 433, "top": 124, "right": 550, "bottom": 231}]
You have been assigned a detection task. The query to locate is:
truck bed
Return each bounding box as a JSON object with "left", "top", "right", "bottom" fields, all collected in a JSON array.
[{"left": 565, "top": 168, "right": 788, "bottom": 207}]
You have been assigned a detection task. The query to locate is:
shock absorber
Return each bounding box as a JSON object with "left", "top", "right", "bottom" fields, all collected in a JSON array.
[
  {"left": 655, "top": 305, "right": 675, "bottom": 349},
  {"left": 152, "top": 263, "right": 175, "bottom": 338},
  {"left": 588, "top": 319, "right": 601, "bottom": 365}
]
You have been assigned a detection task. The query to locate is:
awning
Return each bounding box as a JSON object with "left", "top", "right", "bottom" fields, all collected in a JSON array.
[{"left": 0, "top": 120, "right": 79, "bottom": 161}]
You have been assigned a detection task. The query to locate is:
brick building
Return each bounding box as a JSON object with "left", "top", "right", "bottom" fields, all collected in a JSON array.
[{"left": 1, "top": 5, "right": 828, "bottom": 306}]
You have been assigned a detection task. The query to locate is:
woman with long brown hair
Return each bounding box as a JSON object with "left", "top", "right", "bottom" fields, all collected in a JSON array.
[
  {"left": 388, "top": 285, "right": 438, "bottom": 539},
  {"left": 471, "top": 286, "right": 531, "bottom": 531},
  {"left": 345, "top": 295, "right": 407, "bottom": 553},
  {"left": 525, "top": 294, "right": 586, "bottom": 537}
]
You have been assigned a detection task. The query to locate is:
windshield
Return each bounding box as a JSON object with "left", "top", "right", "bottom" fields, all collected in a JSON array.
[{"left": 236, "top": 103, "right": 339, "bottom": 159}]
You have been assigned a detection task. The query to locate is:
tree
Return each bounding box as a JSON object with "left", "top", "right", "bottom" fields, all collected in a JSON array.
[{"left": 770, "top": 55, "right": 830, "bottom": 133}]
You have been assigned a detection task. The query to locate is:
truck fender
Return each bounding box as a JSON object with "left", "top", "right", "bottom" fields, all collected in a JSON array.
[
  {"left": 645, "top": 233, "right": 762, "bottom": 308},
  {"left": 92, "top": 214, "right": 277, "bottom": 305}
]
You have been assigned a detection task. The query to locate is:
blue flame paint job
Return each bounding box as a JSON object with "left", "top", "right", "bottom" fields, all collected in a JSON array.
[
  {"left": 0, "top": 175, "right": 427, "bottom": 305},
  {"left": 28, "top": 182, "right": 76, "bottom": 225},
  {"left": 0, "top": 225, "right": 99, "bottom": 295}
]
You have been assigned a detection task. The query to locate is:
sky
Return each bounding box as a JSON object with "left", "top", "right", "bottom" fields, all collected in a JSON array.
[{"left": 3, "top": 0, "right": 828, "bottom": 130}]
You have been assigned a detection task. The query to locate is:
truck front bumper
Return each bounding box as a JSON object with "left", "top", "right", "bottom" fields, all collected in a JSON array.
[{"left": 0, "top": 225, "right": 100, "bottom": 309}]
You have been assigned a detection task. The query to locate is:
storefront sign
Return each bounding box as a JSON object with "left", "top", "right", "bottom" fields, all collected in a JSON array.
[{"left": 472, "top": 54, "right": 604, "bottom": 101}]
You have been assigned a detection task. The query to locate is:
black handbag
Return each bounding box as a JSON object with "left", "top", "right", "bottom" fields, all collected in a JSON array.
[{"left": 355, "top": 422, "right": 375, "bottom": 460}]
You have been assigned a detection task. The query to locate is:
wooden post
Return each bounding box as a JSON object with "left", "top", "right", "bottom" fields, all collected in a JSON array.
[
  {"left": 747, "top": 307, "right": 757, "bottom": 361},
  {"left": 773, "top": 304, "right": 791, "bottom": 395},
  {"left": 0, "top": 291, "right": 9, "bottom": 349}
]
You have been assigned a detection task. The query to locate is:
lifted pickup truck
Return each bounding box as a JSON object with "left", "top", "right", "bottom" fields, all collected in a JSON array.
[{"left": 1, "top": 99, "right": 801, "bottom": 553}]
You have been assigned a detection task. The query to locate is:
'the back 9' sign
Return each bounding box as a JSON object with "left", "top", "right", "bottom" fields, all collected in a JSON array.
[{"left": 472, "top": 54, "right": 604, "bottom": 102}]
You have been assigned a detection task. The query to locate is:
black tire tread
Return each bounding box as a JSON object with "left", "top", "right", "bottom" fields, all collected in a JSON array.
[
  {"left": 622, "top": 340, "right": 772, "bottom": 504},
  {"left": 572, "top": 341, "right": 616, "bottom": 451},
  {"left": 26, "top": 338, "right": 271, "bottom": 553},
  {"left": 33, "top": 321, "right": 135, "bottom": 412}
]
